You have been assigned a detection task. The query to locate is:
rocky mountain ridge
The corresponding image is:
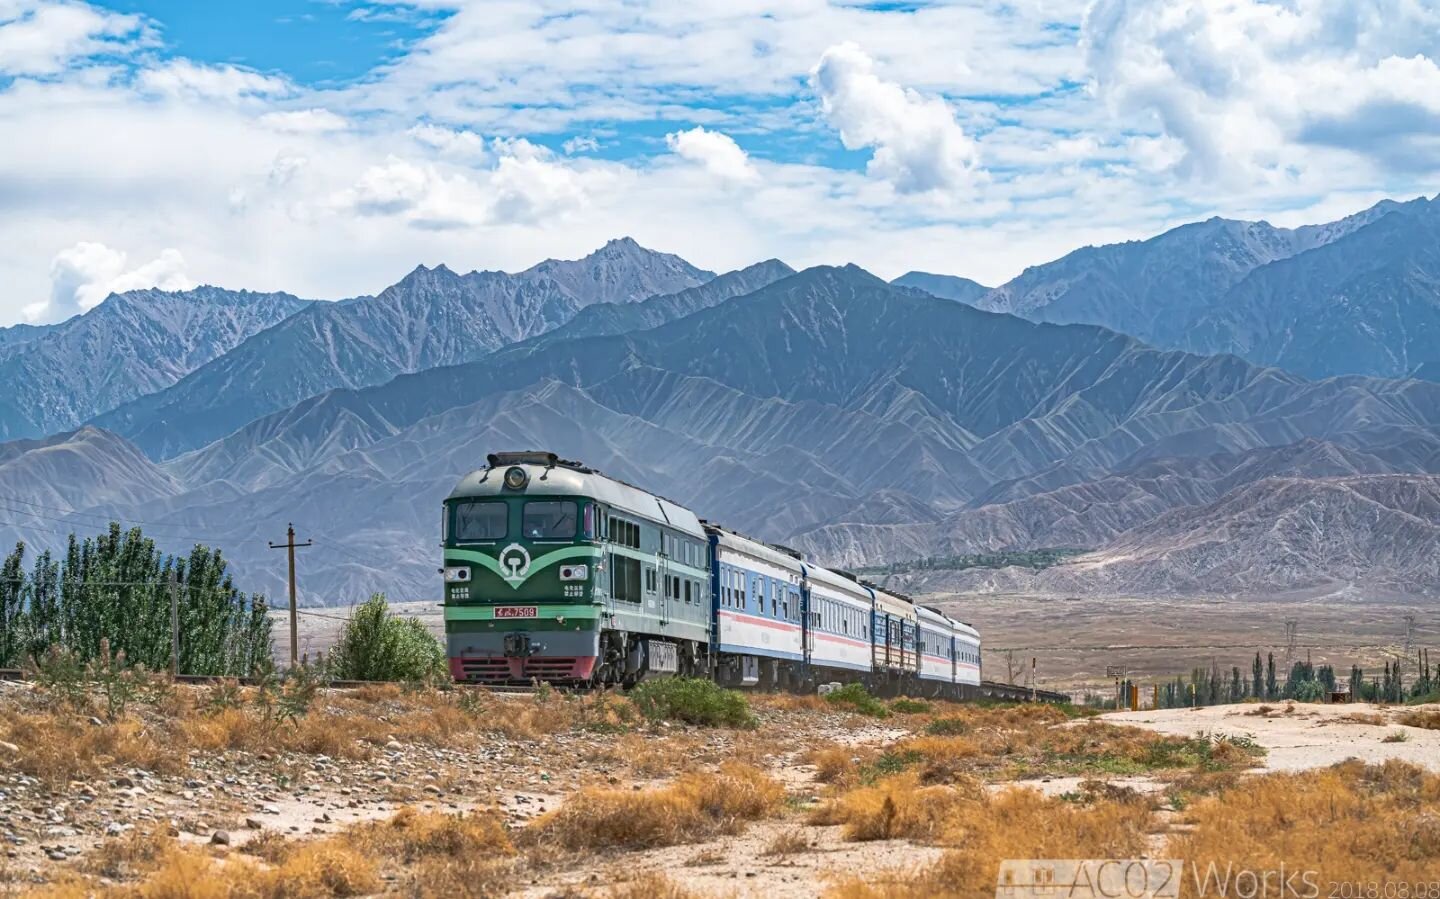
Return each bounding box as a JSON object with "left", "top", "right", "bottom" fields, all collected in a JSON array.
[
  {"left": 0, "top": 287, "right": 308, "bottom": 440},
  {"left": 6, "top": 265, "right": 1440, "bottom": 602},
  {"left": 91, "top": 239, "right": 715, "bottom": 458}
]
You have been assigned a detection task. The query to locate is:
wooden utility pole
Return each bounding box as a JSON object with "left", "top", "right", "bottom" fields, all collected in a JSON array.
[{"left": 268, "top": 524, "right": 313, "bottom": 668}]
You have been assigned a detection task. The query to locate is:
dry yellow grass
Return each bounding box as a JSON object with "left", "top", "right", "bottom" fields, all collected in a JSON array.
[
  {"left": 823, "top": 785, "right": 1153, "bottom": 898},
  {"left": 1397, "top": 708, "right": 1440, "bottom": 730},
  {"left": 763, "top": 827, "right": 812, "bottom": 858},
  {"left": 525, "top": 762, "right": 784, "bottom": 851},
  {"left": 805, "top": 744, "right": 872, "bottom": 787},
  {"left": 1342, "top": 711, "right": 1387, "bottom": 726},
  {"left": 592, "top": 731, "right": 702, "bottom": 778},
  {"left": 1171, "top": 760, "right": 1440, "bottom": 883},
  {"left": 810, "top": 773, "right": 980, "bottom": 842},
  {"left": 0, "top": 712, "right": 183, "bottom": 783},
  {"left": 608, "top": 871, "right": 704, "bottom": 899},
  {"left": 39, "top": 807, "right": 515, "bottom": 898},
  {"left": 347, "top": 805, "right": 514, "bottom": 861}
]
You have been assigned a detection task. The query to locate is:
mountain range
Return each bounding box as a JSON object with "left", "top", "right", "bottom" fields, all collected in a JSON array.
[
  {"left": 0, "top": 288, "right": 307, "bottom": 440},
  {"left": 2, "top": 204, "right": 1440, "bottom": 603},
  {"left": 974, "top": 195, "right": 1440, "bottom": 379},
  {"left": 92, "top": 238, "right": 715, "bottom": 458}
]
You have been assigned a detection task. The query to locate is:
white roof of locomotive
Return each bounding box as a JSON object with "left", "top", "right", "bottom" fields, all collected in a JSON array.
[{"left": 449, "top": 455, "right": 705, "bottom": 538}]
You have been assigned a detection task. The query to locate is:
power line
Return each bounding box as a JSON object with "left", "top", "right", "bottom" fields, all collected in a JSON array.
[
  {"left": 0, "top": 501, "right": 241, "bottom": 550},
  {"left": 987, "top": 639, "right": 1437, "bottom": 653}
]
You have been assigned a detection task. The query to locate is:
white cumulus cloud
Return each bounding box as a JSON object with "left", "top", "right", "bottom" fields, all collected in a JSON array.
[
  {"left": 811, "top": 42, "right": 980, "bottom": 194},
  {"left": 408, "top": 123, "right": 488, "bottom": 160},
  {"left": 0, "top": 0, "right": 151, "bottom": 76},
  {"left": 259, "top": 108, "right": 348, "bottom": 133},
  {"left": 137, "top": 59, "right": 291, "bottom": 102},
  {"left": 563, "top": 136, "right": 599, "bottom": 155},
  {"left": 25, "top": 242, "right": 193, "bottom": 323},
  {"left": 1083, "top": 0, "right": 1440, "bottom": 178},
  {"left": 337, "top": 140, "right": 602, "bottom": 231},
  {"left": 665, "top": 126, "right": 757, "bottom": 183}
]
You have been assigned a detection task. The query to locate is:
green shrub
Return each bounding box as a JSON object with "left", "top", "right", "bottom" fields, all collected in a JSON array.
[
  {"left": 628, "top": 677, "right": 756, "bottom": 728},
  {"left": 1291, "top": 680, "right": 1325, "bottom": 702},
  {"left": 926, "top": 716, "right": 969, "bottom": 736},
  {"left": 327, "top": 594, "right": 447, "bottom": 683},
  {"left": 824, "top": 683, "right": 890, "bottom": 718},
  {"left": 890, "top": 698, "right": 932, "bottom": 714}
]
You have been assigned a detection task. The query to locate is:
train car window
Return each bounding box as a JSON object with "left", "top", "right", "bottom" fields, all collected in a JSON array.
[
  {"left": 524, "top": 501, "right": 576, "bottom": 539},
  {"left": 684, "top": 580, "right": 692, "bottom": 603},
  {"left": 454, "top": 501, "right": 506, "bottom": 541}
]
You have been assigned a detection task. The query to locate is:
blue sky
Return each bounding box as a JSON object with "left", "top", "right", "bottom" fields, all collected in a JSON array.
[
  {"left": 1, "top": 0, "right": 1438, "bottom": 325},
  {"left": 93, "top": 0, "right": 442, "bottom": 84}
]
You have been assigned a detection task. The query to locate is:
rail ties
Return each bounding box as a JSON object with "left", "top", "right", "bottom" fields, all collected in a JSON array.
[
  {"left": 0, "top": 668, "right": 534, "bottom": 694},
  {"left": 1, "top": 668, "right": 1065, "bottom": 703}
]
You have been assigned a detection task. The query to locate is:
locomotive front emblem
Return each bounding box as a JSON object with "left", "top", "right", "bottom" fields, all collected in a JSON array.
[{"left": 498, "top": 543, "right": 532, "bottom": 585}]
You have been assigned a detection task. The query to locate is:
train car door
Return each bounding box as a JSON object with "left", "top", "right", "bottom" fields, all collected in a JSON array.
[
  {"left": 801, "top": 585, "right": 813, "bottom": 669},
  {"left": 657, "top": 535, "right": 670, "bottom": 628}
]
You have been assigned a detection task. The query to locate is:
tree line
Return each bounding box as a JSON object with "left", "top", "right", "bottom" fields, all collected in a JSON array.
[
  {"left": 1116, "top": 650, "right": 1438, "bottom": 709},
  {"left": 0, "top": 523, "right": 272, "bottom": 676},
  {"left": 861, "top": 548, "right": 1086, "bottom": 576}
]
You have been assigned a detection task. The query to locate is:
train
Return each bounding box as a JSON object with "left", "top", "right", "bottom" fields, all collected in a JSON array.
[{"left": 440, "top": 451, "right": 1063, "bottom": 702}]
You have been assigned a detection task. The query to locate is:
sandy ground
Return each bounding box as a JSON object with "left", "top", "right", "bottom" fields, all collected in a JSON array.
[{"left": 1102, "top": 701, "right": 1440, "bottom": 772}]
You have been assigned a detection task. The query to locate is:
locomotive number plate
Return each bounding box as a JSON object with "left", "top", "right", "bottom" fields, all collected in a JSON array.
[{"left": 495, "top": 606, "right": 538, "bottom": 619}]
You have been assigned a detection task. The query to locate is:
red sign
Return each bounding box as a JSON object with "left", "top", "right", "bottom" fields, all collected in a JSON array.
[{"left": 495, "top": 606, "right": 538, "bottom": 619}]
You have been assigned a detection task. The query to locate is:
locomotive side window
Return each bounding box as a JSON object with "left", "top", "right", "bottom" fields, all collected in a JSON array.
[
  {"left": 608, "top": 516, "right": 639, "bottom": 549},
  {"left": 454, "top": 501, "right": 506, "bottom": 541},
  {"left": 612, "top": 552, "right": 642, "bottom": 603},
  {"left": 524, "top": 501, "right": 577, "bottom": 539}
]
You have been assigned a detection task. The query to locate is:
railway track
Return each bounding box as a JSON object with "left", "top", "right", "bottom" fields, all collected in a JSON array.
[
  {"left": 0, "top": 668, "right": 535, "bottom": 694},
  {"left": 0, "top": 668, "right": 1065, "bottom": 703}
]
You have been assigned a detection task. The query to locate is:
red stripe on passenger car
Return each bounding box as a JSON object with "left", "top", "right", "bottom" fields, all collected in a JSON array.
[{"left": 719, "top": 610, "right": 802, "bottom": 633}]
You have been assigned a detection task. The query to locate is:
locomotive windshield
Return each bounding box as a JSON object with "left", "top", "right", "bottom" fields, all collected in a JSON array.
[
  {"left": 523, "top": 500, "right": 577, "bottom": 539},
  {"left": 454, "top": 501, "right": 506, "bottom": 541}
]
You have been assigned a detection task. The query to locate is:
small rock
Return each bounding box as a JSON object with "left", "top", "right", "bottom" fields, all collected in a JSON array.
[
  {"left": 105, "top": 823, "right": 127, "bottom": 837},
  {"left": 87, "top": 717, "right": 104, "bottom": 727},
  {"left": 245, "top": 818, "right": 263, "bottom": 830},
  {"left": 0, "top": 741, "right": 18, "bottom": 755},
  {"left": 384, "top": 741, "right": 403, "bottom": 751},
  {"left": 210, "top": 831, "right": 230, "bottom": 846}
]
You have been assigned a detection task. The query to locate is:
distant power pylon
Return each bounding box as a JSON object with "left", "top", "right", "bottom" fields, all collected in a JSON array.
[{"left": 1404, "top": 615, "right": 1417, "bottom": 663}]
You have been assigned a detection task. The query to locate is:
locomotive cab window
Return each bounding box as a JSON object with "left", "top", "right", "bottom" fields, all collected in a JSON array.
[
  {"left": 454, "top": 501, "right": 506, "bottom": 541},
  {"left": 524, "top": 501, "right": 577, "bottom": 539}
]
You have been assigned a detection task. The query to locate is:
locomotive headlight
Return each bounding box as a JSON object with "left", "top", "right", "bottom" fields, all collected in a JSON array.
[
  {"left": 559, "top": 564, "right": 589, "bottom": 581},
  {"left": 443, "top": 567, "right": 471, "bottom": 583},
  {"left": 503, "top": 466, "right": 529, "bottom": 490}
]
